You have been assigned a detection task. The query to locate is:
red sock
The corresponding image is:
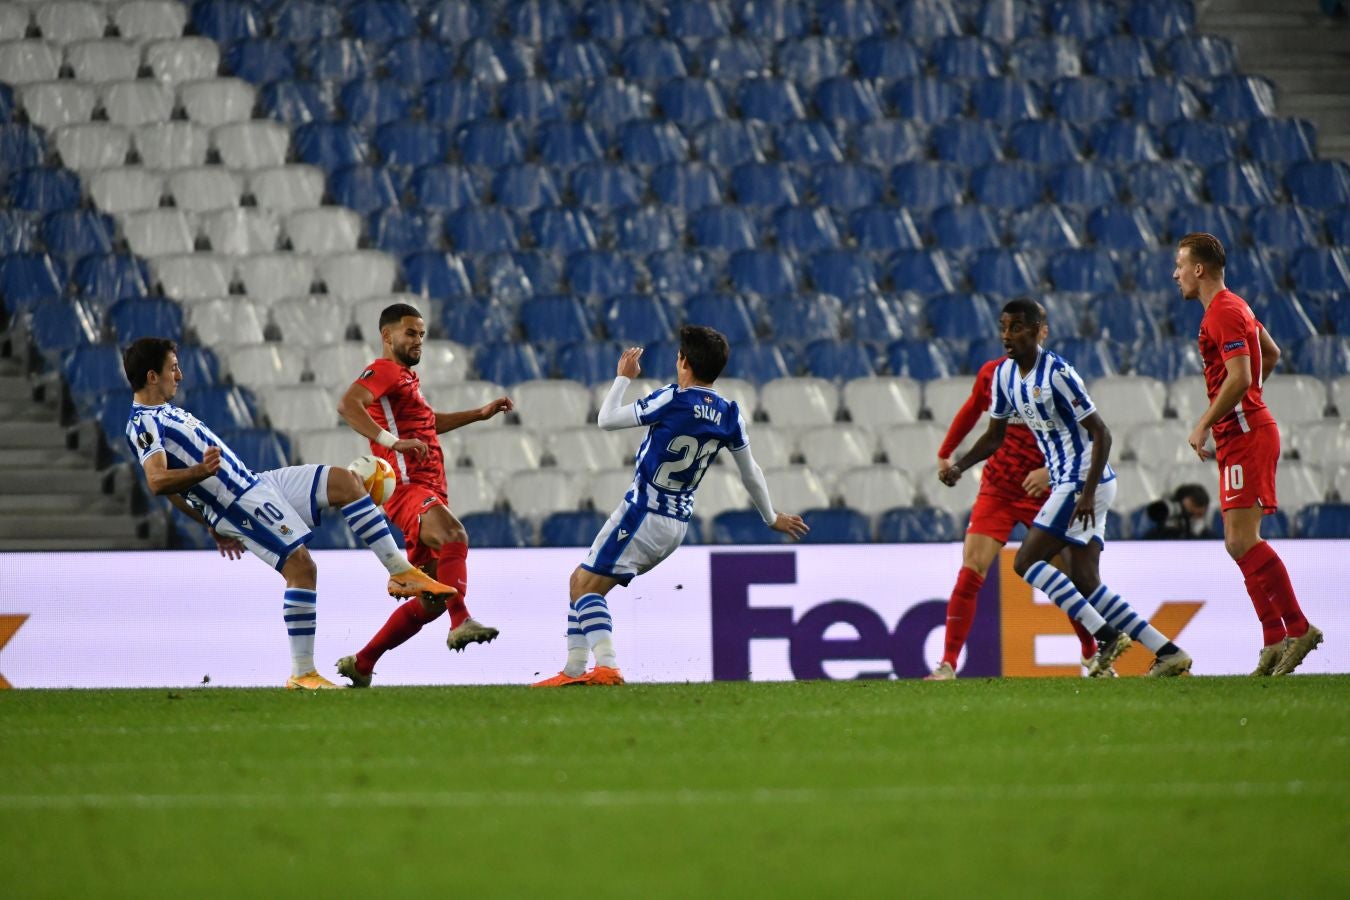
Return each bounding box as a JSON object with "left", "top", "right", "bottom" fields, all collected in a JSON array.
[
  {"left": 355, "top": 598, "right": 444, "bottom": 675},
  {"left": 437, "top": 541, "right": 471, "bottom": 629},
  {"left": 1071, "top": 618, "right": 1097, "bottom": 660},
  {"left": 1238, "top": 541, "right": 1308, "bottom": 640},
  {"left": 941, "top": 568, "right": 984, "bottom": 667}
]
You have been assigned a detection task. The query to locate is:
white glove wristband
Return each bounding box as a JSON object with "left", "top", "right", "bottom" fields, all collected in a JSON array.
[{"left": 375, "top": 429, "right": 397, "bottom": 449}]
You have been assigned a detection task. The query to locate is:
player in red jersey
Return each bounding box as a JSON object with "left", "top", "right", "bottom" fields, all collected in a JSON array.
[
  {"left": 333, "top": 302, "right": 513, "bottom": 687},
  {"left": 1175, "top": 232, "right": 1323, "bottom": 676},
  {"left": 928, "top": 313, "right": 1099, "bottom": 679}
]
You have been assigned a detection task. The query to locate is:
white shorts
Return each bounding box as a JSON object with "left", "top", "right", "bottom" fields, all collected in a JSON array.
[
  {"left": 214, "top": 465, "right": 330, "bottom": 570},
  {"left": 581, "top": 500, "right": 687, "bottom": 586},
  {"left": 1032, "top": 477, "right": 1117, "bottom": 548}
]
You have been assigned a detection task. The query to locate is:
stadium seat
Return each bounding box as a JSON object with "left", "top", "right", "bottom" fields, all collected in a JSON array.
[
  {"left": 776, "top": 36, "right": 848, "bottom": 86},
  {"left": 541, "top": 511, "right": 608, "bottom": 547},
  {"left": 932, "top": 120, "right": 1003, "bottom": 167},
  {"left": 1247, "top": 118, "right": 1318, "bottom": 164},
  {"left": 1048, "top": 76, "right": 1117, "bottom": 124},
  {"left": 1008, "top": 120, "right": 1083, "bottom": 165},
  {"left": 921, "top": 375, "right": 976, "bottom": 425},
  {"left": 757, "top": 377, "right": 835, "bottom": 431},
  {"left": 167, "top": 168, "right": 245, "bottom": 214},
  {"left": 476, "top": 343, "right": 546, "bottom": 385},
  {"left": 616, "top": 36, "right": 686, "bottom": 85},
  {"left": 1249, "top": 206, "right": 1323, "bottom": 252},
  {"left": 455, "top": 121, "right": 527, "bottom": 169},
  {"left": 1086, "top": 294, "right": 1162, "bottom": 349},
  {"left": 49, "top": 123, "right": 126, "bottom": 172},
  {"left": 1085, "top": 35, "right": 1155, "bottom": 79},
  {"left": 571, "top": 163, "right": 643, "bottom": 213},
  {"left": 151, "top": 254, "right": 231, "bottom": 305},
  {"left": 1087, "top": 206, "right": 1159, "bottom": 250},
  {"left": 1261, "top": 374, "right": 1329, "bottom": 424},
  {"left": 1285, "top": 161, "right": 1350, "bottom": 210},
  {"left": 73, "top": 254, "right": 151, "bottom": 303},
  {"left": 293, "top": 427, "right": 369, "bottom": 468},
  {"left": 120, "top": 210, "right": 197, "bottom": 259},
  {"left": 1123, "top": 161, "right": 1202, "bottom": 211},
  {"left": 502, "top": 469, "right": 582, "bottom": 522},
  {"left": 887, "top": 77, "right": 966, "bottom": 124},
  {"left": 459, "top": 511, "right": 532, "bottom": 548},
  {"left": 877, "top": 422, "right": 946, "bottom": 475},
  {"left": 538, "top": 121, "right": 606, "bottom": 167},
  {"left": 925, "top": 293, "right": 998, "bottom": 342},
  {"left": 1205, "top": 162, "right": 1278, "bottom": 209},
  {"left": 0, "top": 41, "right": 61, "bottom": 86},
  {"left": 1292, "top": 336, "right": 1350, "bottom": 379},
  {"left": 1295, "top": 503, "right": 1350, "bottom": 538},
  {"left": 370, "top": 209, "right": 440, "bottom": 254},
  {"left": 619, "top": 119, "right": 689, "bottom": 166},
  {"left": 529, "top": 207, "right": 599, "bottom": 255},
  {"left": 657, "top": 78, "right": 727, "bottom": 128},
  {"left": 970, "top": 76, "right": 1042, "bottom": 126},
  {"left": 809, "top": 250, "right": 882, "bottom": 299},
  {"left": 146, "top": 37, "right": 220, "bottom": 85},
  {"left": 1130, "top": 77, "right": 1203, "bottom": 126},
  {"left": 713, "top": 509, "right": 788, "bottom": 544},
  {"left": 1110, "top": 462, "right": 1161, "bottom": 520},
  {"left": 1251, "top": 294, "right": 1319, "bottom": 345},
  {"left": 842, "top": 377, "right": 922, "bottom": 430},
  {"left": 804, "top": 340, "right": 878, "bottom": 381},
  {"left": 543, "top": 39, "right": 612, "bottom": 84},
  {"left": 853, "top": 35, "right": 922, "bottom": 81},
  {"left": 185, "top": 385, "right": 257, "bottom": 432},
  {"left": 799, "top": 508, "right": 871, "bottom": 544},
  {"left": 500, "top": 78, "right": 563, "bottom": 125},
  {"left": 1048, "top": 248, "right": 1121, "bottom": 293},
  {"left": 1008, "top": 204, "right": 1083, "bottom": 250},
  {"left": 375, "top": 123, "right": 449, "bottom": 169},
  {"left": 1165, "top": 204, "right": 1242, "bottom": 248},
  {"left": 930, "top": 206, "right": 1002, "bottom": 251},
  {"left": 1165, "top": 121, "right": 1240, "bottom": 168},
  {"left": 853, "top": 121, "right": 926, "bottom": 170},
  {"left": 602, "top": 294, "right": 675, "bottom": 344},
  {"left": 1007, "top": 35, "right": 1082, "bottom": 82},
  {"left": 566, "top": 250, "right": 639, "bottom": 298},
  {"left": 1055, "top": 337, "right": 1118, "bottom": 380},
  {"left": 697, "top": 35, "right": 768, "bottom": 83},
  {"left": 876, "top": 507, "right": 958, "bottom": 543},
  {"left": 1165, "top": 374, "right": 1212, "bottom": 423},
  {"left": 723, "top": 343, "right": 794, "bottom": 384},
  {"left": 65, "top": 39, "right": 139, "bottom": 83},
  {"left": 614, "top": 205, "right": 682, "bottom": 253},
  {"left": 815, "top": 77, "right": 886, "bottom": 124},
  {"left": 222, "top": 343, "right": 306, "bottom": 390},
  {"left": 10, "top": 168, "right": 82, "bottom": 214},
  {"left": 1090, "top": 121, "right": 1161, "bottom": 163},
  {"left": 1124, "top": 420, "right": 1194, "bottom": 467},
  {"left": 646, "top": 249, "right": 716, "bottom": 298},
  {"left": 836, "top": 466, "right": 916, "bottom": 516},
  {"left": 1289, "top": 248, "right": 1350, "bottom": 294},
  {"left": 0, "top": 252, "right": 67, "bottom": 313},
  {"left": 442, "top": 298, "right": 516, "bottom": 346},
  {"left": 19, "top": 81, "right": 96, "bottom": 132},
  {"left": 889, "top": 162, "right": 966, "bottom": 212},
  {"left": 1207, "top": 75, "right": 1278, "bottom": 122},
  {"left": 970, "top": 249, "right": 1042, "bottom": 295},
  {"left": 886, "top": 339, "right": 956, "bottom": 381},
  {"left": 520, "top": 295, "right": 592, "bottom": 346},
  {"left": 1085, "top": 375, "right": 1167, "bottom": 427},
  {"left": 555, "top": 341, "right": 621, "bottom": 387},
  {"left": 512, "top": 379, "right": 592, "bottom": 432},
  {"left": 548, "top": 427, "right": 628, "bottom": 474},
  {"left": 729, "top": 163, "right": 799, "bottom": 210},
  {"left": 1292, "top": 421, "right": 1350, "bottom": 469},
  {"left": 0, "top": 209, "right": 37, "bottom": 255},
  {"left": 424, "top": 79, "right": 493, "bottom": 127},
  {"left": 972, "top": 162, "right": 1044, "bottom": 210},
  {"left": 654, "top": 162, "right": 725, "bottom": 212}
]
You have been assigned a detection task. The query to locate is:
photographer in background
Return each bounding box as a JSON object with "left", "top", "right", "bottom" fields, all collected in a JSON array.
[{"left": 1143, "top": 483, "right": 1216, "bottom": 539}]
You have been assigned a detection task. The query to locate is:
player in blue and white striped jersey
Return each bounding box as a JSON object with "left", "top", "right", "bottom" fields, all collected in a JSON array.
[
  {"left": 122, "top": 337, "right": 460, "bottom": 690},
  {"left": 533, "top": 326, "right": 810, "bottom": 687},
  {"left": 940, "top": 300, "right": 1193, "bottom": 677}
]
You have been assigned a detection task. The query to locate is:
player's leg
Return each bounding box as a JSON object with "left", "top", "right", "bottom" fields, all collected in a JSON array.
[
  {"left": 278, "top": 546, "right": 337, "bottom": 689},
  {"left": 1225, "top": 505, "right": 1291, "bottom": 674},
  {"left": 929, "top": 529, "right": 1003, "bottom": 680},
  {"left": 571, "top": 567, "right": 625, "bottom": 684},
  {"left": 417, "top": 504, "right": 498, "bottom": 649}
]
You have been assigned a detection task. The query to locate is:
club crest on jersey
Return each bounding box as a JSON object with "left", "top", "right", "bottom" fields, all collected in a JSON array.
[
  {"left": 1223, "top": 339, "right": 1246, "bottom": 352},
  {"left": 1032, "top": 386, "right": 1042, "bottom": 400},
  {"left": 279, "top": 525, "right": 292, "bottom": 535}
]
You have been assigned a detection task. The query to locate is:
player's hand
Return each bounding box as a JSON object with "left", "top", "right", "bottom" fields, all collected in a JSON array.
[
  {"left": 770, "top": 512, "right": 809, "bottom": 541},
  {"left": 1022, "top": 467, "right": 1050, "bottom": 498},
  {"left": 937, "top": 456, "right": 954, "bottom": 478},
  {"left": 1187, "top": 424, "right": 1214, "bottom": 460},
  {"left": 938, "top": 464, "right": 963, "bottom": 487},
  {"left": 198, "top": 445, "right": 222, "bottom": 478},
  {"left": 479, "top": 396, "right": 514, "bottom": 421},
  {"left": 210, "top": 529, "right": 245, "bottom": 560},
  {"left": 393, "top": 437, "right": 429, "bottom": 459},
  {"left": 617, "top": 347, "right": 643, "bottom": 379},
  {"left": 1071, "top": 490, "right": 1096, "bottom": 528}
]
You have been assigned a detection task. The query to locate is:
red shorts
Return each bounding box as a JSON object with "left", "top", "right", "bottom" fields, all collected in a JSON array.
[
  {"left": 1215, "top": 425, "right": 1280, "bottom": 514},
  {"left": 382, "top": 482, "right": 448, "bottom": 567},
  {"left": 966, "top": 486, "right": 1045, "bottom": 542}
]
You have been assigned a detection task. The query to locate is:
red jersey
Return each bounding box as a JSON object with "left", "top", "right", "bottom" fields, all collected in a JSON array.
[
  {"left": 1197, "top": 289, "right": 1276, "bottom": 444},
  {"left": 939, "top": 358, "right": 1045, "bottom": 497},
  {"left": 355, "top": 357, "right": 445, "bottom": 492}
]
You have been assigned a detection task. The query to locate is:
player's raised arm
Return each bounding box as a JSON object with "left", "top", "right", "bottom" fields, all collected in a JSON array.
[
  {"left": 433, "top": 396, "right": 514, "bottom": 434},
  {"left": 141, "top": 443, "right": 221, "bottom": 495},
  {"left": 338, "top": 381, "right": 429, "bottom": 459},
  {"left": 596, "top": 347, "right": 649, "bottom": 431}
]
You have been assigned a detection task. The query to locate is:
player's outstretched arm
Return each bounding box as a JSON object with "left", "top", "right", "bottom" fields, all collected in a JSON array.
[
  {"left": 940, "top": 418, "right": 1008, "bottom": 486},
  {"left": 338, "top": 382, "right": 428, "bottom": 458},
  {"left": 142, "top": 445, "right": 221, "bottom": 495},
  {"left": 434, "top": 396, "right": 513, "bottom": 434},
  {"left": 165, "top": 494, "right": 244, "bottom": 559},
  {"left": 769, "top": 512, "right": 809, "bottom": 540}
]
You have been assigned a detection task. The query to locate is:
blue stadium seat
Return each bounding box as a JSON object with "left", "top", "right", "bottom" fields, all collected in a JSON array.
[
  {"left": 448, "top": 207, "right": 519, "bottom": 253},
  {"left": 1008, "top": 120, "right": 1084, "bottom": 165},
  {"left": 476, "top": 342, "right": 546, "bottom": 384},
  {"left": 42, "top": 210, "right": 116, "bottom": 259},
  {"left": 507, "top": 251, "right": 564, "bottom": 296},
  {"left": 1086, "top": 293, "right": 1162, "bottom": 349},
  {"left": 926, "top": 293, "right": 998, "bottom": 341},
  {"left": 1247, "top": 118, "right": 1318, "bottom": 164},
  {"left": 541, "top": 510, "right": 608, "bottom": 547},
  {"left": 1085, "top": 35, "right": 1155, "bottom": 79},
  {"left": 1088, "top": 206, "right": 1159, "bottom": 250},
  {"left": 191, "top": 0, "right": 262, "bottom": 42},
  {"left": 932, "top": 120, "right": 1003, "bottom": 167},
  {"left": 571, "top": 163, "right": 643, "bottom": 212},
  {"left": 930, "top": 205, "right": 1002, "bottom": 251},
  {"left": 521, "top": 295, "right": 593, "bottom": 345},
  {"left": 1227, "top": 246, "right": 1286, "bottom": 295},
  {"left": 723, "top": 342, "right": 795, "bottom": 382},
  {"left": 978, "top": 0, "right": 1045, "bottom": 44},
  {"left": 822, "top": 0, "right": 886, "bottom": 39},
  {"left": 538, "top": 121, "right": 606, "bottom": 167},
  {"left": 332, "top": 165, "right": 401, "bottom": 215},
  {"left": 543, "top": 38, "right": 613, "bottom": 83},
  {"left": 1130, "top": 251, "right": 1182, "bottom": 292},
  {"left": 530, "top": 207, "right": 598, "bottom": 254},
  {"left": 459, "top": 38, "right": 534, "bottom": 83},
  {"left": 30, "top": 300, "right": 97, "bottom": 359},
  {"left": 443, "top": 297, "right": 515, "bottom": 344},
  {"left": 461, "top": 511, "right": 533, "bottom": 548},
  {"left": 737, "top": 78, "right": 807, "bottom": 124},
  {"left": 1164, "top": 34, "right": 1237, "bottom": 77},
  {"left": 1291, "top": 335, "right": 1350, "bottom": 378},
  {"left": 737, "top": 0, "right": 810, "bottom": 40},
  {"left": 10, "top": 168, "right": 81, "bottom": 213},
  {"left": 0, "top": 84, "right": 10, "bottom": 123},
  {"left": 1008, "top": 204, "right": 1083, "bottom": 249},
  {"left": 492, "top": 164, "right": 561, "bottom": 212},
  {"left": 1208, "top": 75, "right": 1278, "bottom": 122},
  {"left": 805, "top": 339, "right": 878, "bottom": 381},
  {"left": 1049, "top": 248, "right": 1121, "bottom": 292},
  {"left": 1249, "top": 205, "right": 1323, "bottom": 252},
  {"left": 658, "top": 78, "right": 727, "bottom": 128},
  {"left": 225, "top": 39, "right": 296, "bottom": 82},
  {"left": 425, "top": 0, "right": 485, "bottom": 43},
  {"left": 776, "top": 36, "right": 848, "bottom": 86},
  {"left": 373, "top": 209, "right": 439, "bottom": 253},
  {"left": 970, "top": 249, "right": 1042, "bottom": 295},
  {"left": 603, "top": 294, "right": 675, "bottom": 344},
  {"left": 1129, "top": 0, "right": 1195, "bottom": 39},
  {"left": 890, "top": 162, "right": 966, "bottom": 211},
  {"left": 648, "top": 250, "right": 718, "bottom": 297},
  {"left": 972, "top": 162, "right": 1044, "bottom": 209},
  {"left": 811, "top": 163, "right": 882, "bottom": 213},
  {"left": 729, "top": 249, "right": 798, "bottom": 298},
  {"left": 970, "top": 78, "right": 1041, "bottom": 127},
  {"left": 1251, "top": 293, "right": 1318, "bottom": 344},
  {"left": 375, "top": 122, "right": 449, "bottom": 169},
  {"left": 617, "top": 36, "right": 687, "bottom": 84},
  {"left": 897, "top": 0, "right": 964, "bottom": 42},
  {"left": 696, "top": 36, "right": 769, "bottom": 82},
  {"left": 346, "top": 0, "right": 419, "bottom": 42},
  {"left": 933, "top": 35, "right": 1004, "bottom": 79},
  {"left": 382, "top": 38, "right": 454, "bottom": 86},
  {"left": 1295, "top": 503, "right": 1350, "bottom": 538},
  {"left": 967, "top": 336, "right": 1010, "bottom": 370},
  {"left": 847, "top": 294, "right": 918, "bottom": 343},
  {"left": 424, "top": 79, "right": 494, "bottom": 126},
  {"left": 685, "top": 292, "right": 757, "bottom": 343},
  {"left": 849, "top": 206, "right": 925, "bottom": 252},
  {"left": 217, "top": 428, "right": 290, "bottom": 471},
  {"left": 1007, "top": 36, "right": 1082, "bottom": 82},
  {"left": 73, "top": 254, "right": 151, "bottom": 303},
  {"left": 1090, "top": 120, "right": 1161, "bottom": 163},
  {"left": 619, "top": 120, "right": 689, "bottom": 166},
  {"left": 767, "top": 294, "right": 843, "bottom": 344},
  {"left": 109, "top": 298, "right": 184, "bottom": 344},
  {"left": 808, "top": 250, "right": 880, "bottom": 299},
  {"left": 887, "top": 77, "right": 967, "bottom": 124},
  {"left": 1327, "top": 207, "right": 1350, "bottom": 246},
  {"left": 854, "top": 35, "right": 923, "bottom": 80},
  {"left": 0, "top": 124, "right": 45, "bottom": 172},
  {"left": 1290, "top": 248, "right": 1350, "bottom": 293},
  {"left": 1286, "top": 161, "right": 1350, "bottom": 210},
  {"left": 773, "top": 206, "right": 842, "bottom": 253},
  {"left": 586, "top": 0, "right": 653, "bottom": 41},
  {"left": 301, "top": 39, "right": 372, "bottom": 83},
  {"left": 558, "top": 340, "right": 623, "bottom": 384},
  {"left": 567, "top": 250, "right": 640, "bottom": 297},
  {"left": 1130, "top": 77, "right": 1203, "bottom": 126},
  {"left": 0, "top": 253, "right": 66, "bottom": 313},
  {"left": 271, "top": 0, "right": 341, "bottom": 40},
  {"left": 693, "top": 120, "right": 771, "bottom": 168},
  {"left": 888, "top": 249, "right": 960, "bottom": 297},
  {"left": 1048, "top": 76, "right": 1117, "bottom": 124},
  {"left": 0, "top": 210, "right": 38, "bottom": 254},
  {"left": 691, "top": 205, "right": 758, "bottom": 252},
  {"left": 581, "top": 79, "right": 650, "bottom": 136},
  {"left": 1133, "top": 337, "right": 1202, "bottom": 379},
  {"left": 614, "top": 205, "right": 682, "bottom": 253},
  {"left": 295, "top": 122, "right": 369, "bottom": 170},
  {"left": 177, "top": 344, "right": 222, "bottom": 389},
  {"left": 814, "top": 77, "right": 886, "bottom": 124},
  {"left": 64, "top": 344, "right": 132, "bottom": 403},
  {"left": 728, "top": 163, "right": 798, "bottom": 209},
  {"left": 1164, "top": 203, "right": 1242, "bottom": 247},
  {"left": 800, "top": 508, "right": 871, "bottom": 544},
  {"left": 665, "top": 0, "right": 732, "bottom": 40},
  {"left": 1166, "top": 301, "right": 1205, "bottom": 339},
  {"left": 887, "top": 339, "right": 956, "bottom": 381},
  {"left": 260, "top": 80, "right": 336, "bottom": 124},
  {"left": 1046, "top": 0, "right": 1116, "bottom": 40},
  {"left": 456, "top": 121, "right": 526, "bottom": 168},
  {"left": 500, "top": 79, "right": 563, "bottom": 124},
  {"left": 1056, "top": 337, "right": 1118, "bottom": 379},
  {"left": 1048, "top": 162, "right": 1118, "bottom": 207},
  {"left": 714, "top": 509, "right": 790, "bottom": 544},
  {"left": 853, "top": 121, "right": 925, "bottom": 170},
  {"left": 406, "top": 252, "right": 474, "bottom": 299},
  {"left": 510, "top": 1, "right": 577, "bottom": 42},
  {"left": 876, "top": 506, "right": 958, "bottom": 542},
  {"left": 1123, "top": 160, "right": 1202, "bottom": 210}
]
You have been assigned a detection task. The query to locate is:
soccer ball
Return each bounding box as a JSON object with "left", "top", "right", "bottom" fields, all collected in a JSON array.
[{"left": 348, "top": 454, "right": 397, "bottom": 507}]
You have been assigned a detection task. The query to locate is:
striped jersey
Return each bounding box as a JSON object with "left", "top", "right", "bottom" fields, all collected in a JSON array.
[
  {"left": 126, "top": 401, "right": 259, "bottom": 526},
  {"left": 355, "top": 357, "right": 445, "bottom": 492},
  {"left": 1197, "top": 289, "right": 1276, "bottom": 443},
  {"left": 626, "top": 384, "right": 750, "bottom": 521},
  {"left": 989, "top": 350, "right": 1116, "bottom": 487},
  {"left": 940, "top": 357, "right": 1047, "bottom": 498}
]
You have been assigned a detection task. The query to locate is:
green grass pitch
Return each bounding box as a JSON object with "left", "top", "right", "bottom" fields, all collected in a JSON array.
[{"left": 3, "top": 678, "right": 1347, "bottom": 899}]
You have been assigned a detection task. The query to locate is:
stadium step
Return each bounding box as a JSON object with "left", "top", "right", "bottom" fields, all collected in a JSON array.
[
  {"left": 0, "top": 536, "right": 156, "bottom": 551},
  {"left": 0, "top": 448, "right": 90, "bottom": 469},
  {"left": 0, "top": 421, "right": 71, "bottom": 449},
  {"left": 0, "top": 468, "right": 109, "bottom": 495},
  {"left": 0, "top": 513, "right": 148, "bottom": 541},
  {"left": 0, "top": 493, "right": 123, "bottom": 515}
]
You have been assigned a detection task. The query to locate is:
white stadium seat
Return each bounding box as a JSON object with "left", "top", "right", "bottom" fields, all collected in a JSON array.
[
  {"left": 836, "top": 466, "right": 917, "bottom": 516},
  {"left": 54, "top": 122, "right": 130, "bottom": 170},
  {"left": 921, "top": 465, "right": 980, "bottom": 514},
  {"left": 88, "top": 167, "right": 164, "bottom": 214},
  {"left": 134, "top": 122, "right": 209, "bottom": 169},
  {"left": 686, "top": 467, "right": 745, "bottom": 521},
  {"left": 271, "top": 296, "right": 351, "bottom": 347},
  {"left": 248, "top": 166, "right": 325, "bottom": 214},
  {"left": 236, "top": 253, "right": 316, "bottom": 306},
  {"left": 459, "top": 429, "right": 543, "bottom": 474},
  {"left": 417, "top": 340, "right": 472, "bottom": 386},
  {"left": 583, "top": 467, "right": 636, "bottom": 511},
  {"left": 502, "top": 470, "right": 582, "bottom": 520},
  {"left": 446, "top": 469, "right": 499, "bottom": 517},
  {"left": 1088, "top": 375, "right": 1167, "bottom": 427},
  {"left": 1262, "top": 374, "right": 1328, "bottom": 424},
  {"left": 590, "top": 378, "right": 662, "bottom": 412},
  {"left": 1109, "top": 461, "right": 1161, "bottom": 515},
  {"left": 167, "top": 167, "right": 243, "bottom": 213},
  {"left": 1277, "top": 461, "right": 1326, "bottom": 512},
  {"left": 760, "top": 376, "right": 838, "bottom": 429},
  {"left": 293, "top": 428, "right": 368, "bottom": 467},
  {"left": 1160, "top": 460, "right": 1218, "bottom": 495},
  {"left": 200, "top": 208, "right": 280, "bottom": 255},
  {"left": 429, "top": 381, "right": 510, "bottom": 427},
  {"left": 764, "top": 466, "right": 831, "bottom": 511},
  {"left": 842, "top": 376, "right": 922, "bottom": 429},
  {"left": 922, "top": 375, "right": 975, "bottom": 426},
  {"left": 351, "top": 296, "right": 404, "bottom": 338},
  {"left": 121, "top": 208, "right": 196, "bottom": 257},
  {"left": 34, "top": 2, "right": 106, "bottom": 45},
  {"left": 1331, "top": 375, "right": 1350, "bottom": 417},
  {"left": 1293, "top": 421, "right": 1350, "bottom": 469},
  {"left": 730, "top": 423, "right": 793, "bottom": 469},
  {"left": 1333, "top": 465, "right": 1350, "bottom": 501},
  {"left": 550, "top": 429, "right": 632, "bottom": 473},
  {"left": 0, "top": 6, "right": 30, "bottom": 42},
  {"left": 20, "top": 81, "right": 96, "bottom": 130},
  {"left": 188, "top": 298, "right": 265, "bottom": 347},
  {"left": 264, "top": 385, "right": 339, "bottom": 432},
  {"left": 0, "top": 41, "right": 61, "bottom": 85},
  {"left": 178, "top": 78, "right": 255, "bottom": 127},
  {"left": 113, "top": 1, "right": 187, "bottom": 44},
  {"left": 1124, "top": 420, "right": 1193, "bottom": 467},
  {"left": 213, "top": 121, "right": 289, "bottom": 170},
  {"left": 1166, "top": 375, "right": 1210, "bottom": 423},
  {"left": 151, "top": 253, "right": 233, "bottom": 303},
  {"left": 307, "top": 342, "right": 374, "bottom": 389},
  {"left": 711, "top": 377, "right": 758, "bottom": 414},
  {"left": 317, "top": 251, "right": 398, "bottom": 302},
  {"left": 512, "top": 379, "right": 592, "bottom": 431},
  {"left": 145, "top": 37, "right": 219, "bottom": 84},
  {"left": 100, "top": 79, "right": 175, "bottom": 127},
  {"left": 223, "top": 343, "right": 306, "bottom": 389},
  {"left": 798, "top": 424, "right": 875, "bottom": 473},
  {"left": 66, "top": 39, "right": 141, "bottom": 83},
  {"left": 878, "top": 422, "right": 948, "bottom": 477},
  {"left": 286, "top": 208, "right": 363, "bottom": 255}
]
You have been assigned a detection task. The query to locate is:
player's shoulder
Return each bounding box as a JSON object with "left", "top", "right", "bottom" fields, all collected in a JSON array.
[
  {"left": 359, "top": 356, "right": 397, "bottom": 378},
  {"left": 977, "top": 357, "right": 1004, "bottom": 380}
]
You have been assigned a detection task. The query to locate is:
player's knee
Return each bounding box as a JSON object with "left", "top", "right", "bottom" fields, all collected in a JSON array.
[
  {"left": 1011, "top": 546, "right": 1035, "bottom": 578},
  {"left": 284, "top": 547, "right": 318, "bottom": 586},
  {"left": 327, "top": 466, "right": 364, "bottom": 505},
  {"left": 1224, "top": 533, "right": 1252, "bottom": 561},
  {"left": 446, "top": 523, "right": 468, "bottom": 546}
]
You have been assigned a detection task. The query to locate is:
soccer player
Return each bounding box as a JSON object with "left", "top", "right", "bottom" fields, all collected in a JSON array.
[
  {"left": 335, "top": 302, "right": 511, "bottom": 688},
  {"left": 123, "top": 337, "right": 457, "bottom": 690},
  {"left": 939, "top": 299, "right": 1194, "bottom": 677},
  {"left": 930, "top": 337, "right": 1100, "bottom": 680},
  {"left": 533, "top": 327, "right": 809, "bottom": 687},
  {"left": 1173, "top": 232, "right": 1323, "bottom": 675}
]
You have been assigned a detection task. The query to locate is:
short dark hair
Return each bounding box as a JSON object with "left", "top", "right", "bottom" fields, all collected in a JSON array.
[
  {"left": 679, "top": 324, "right": 730, "bottom": 383},
  {"left": 1001, "top": 297, "right": 1044, "bottom": 327},
  {"left": 1178, "top": 232, "right": 1226, "bottom": 272},
  {"left": 123, "top": 337, "right": 177, "bottom": 391},
  {"left": 379, "top": 302, "right": 423, "bottom": 331},
  {"left": 1174, "top": 483, "right": 1210, "bottom": 508}
]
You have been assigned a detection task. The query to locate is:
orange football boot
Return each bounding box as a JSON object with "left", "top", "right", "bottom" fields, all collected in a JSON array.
[
  {"left": 584, "top": 666, "right": 625, "bottom": 686},
  {"left": 531, "top": 670, "right": 589, "bottom": 688},
  {"left": 388, "top": 566, "right": 458, "bottom": 601}
]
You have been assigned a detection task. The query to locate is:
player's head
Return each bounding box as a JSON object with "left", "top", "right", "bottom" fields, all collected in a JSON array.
[
  {"left": 999, "top": 298, "right": 1045, "bottom": 360},
  {"left": 1174, "top": 232, "right": 1226, "bottom": 299},
  {"left": 379, "top": 302, "right": 425, "bottom": 367},
  {"left": 123, "top": 337, "right": 180, "bottom": 399},
  {"left": 677, "top": 324, "right": 730, "bottom": 385}
]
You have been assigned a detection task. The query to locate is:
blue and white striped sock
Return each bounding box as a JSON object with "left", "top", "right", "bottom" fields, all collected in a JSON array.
[
  {"left": 283, "top": 588, "right": 317, "bottom": 677},
  {"left": 1023, "top": 562, "right": 1107, "bottom": 632},
  {"left": 564, "top": 606, "right": 589, "bottom": 677},
  {"left": 575, "top": 593, "right": 616, "bottom": 669},
  {"left": 1088, "top": 585, "right": 1170, "bottom": 653},
  {"left": 340, "top": 495, "right": 405, "bottom": 574}
]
